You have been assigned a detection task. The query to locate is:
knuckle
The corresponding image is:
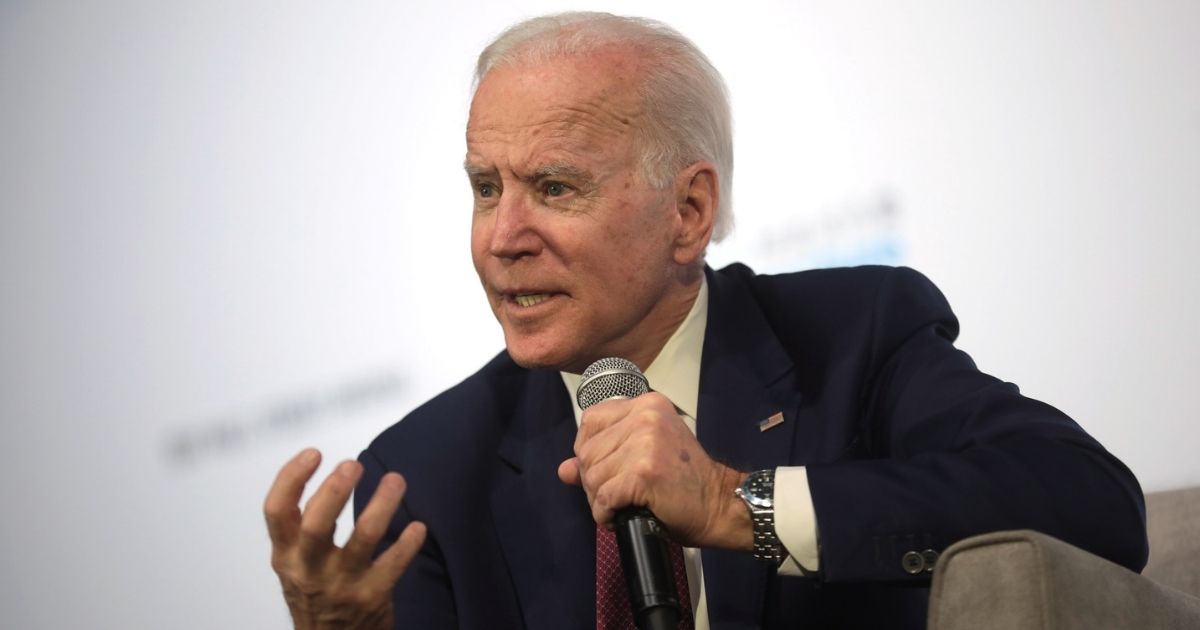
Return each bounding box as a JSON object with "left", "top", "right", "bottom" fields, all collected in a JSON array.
[
  {"left": 355, "top": 520, "right": 384, "bottom": 543},
  {"left": 347, "top": 587, "right": 381, "bottom": 609},
  {"left": 299, "top": 519, "right": 333, "bottom": 541},
  {"left": 593, "top": 484, "right": 610, "bottom": 509},
  {"left": 325, "top": 474, "right": 352, "bottom": 496},
  {"left": 634, "top": 458, "right": 660, "bottom": 483},
  {"left": 634, "top": 409, "right": 660, "bottom": 430},
  {"left": 270, "top": 554, "right": 291, "bottom": 575},
  {"left": 292, "top": 575, "right": 328, "bottom": 599},
  {"left": 582, "top": 467, "right": 603, "bottom": 490},
  {"left": 574, "top": 442, "right": 591, "bottom": 465},
  {"left": 262, "top": 499, "right": 284, "bottom": 519},
  {"left": 579, "top": 409, "right": 602, "bottom": 433},
  {"left": 633, "top": 434, "right": 660, "bottom": 459},
  {"left": 644, "top": 391, "right": 671, "bottom": 408},
  {"left": 594, "top": 483, "right": 622, "bottom": 511}
]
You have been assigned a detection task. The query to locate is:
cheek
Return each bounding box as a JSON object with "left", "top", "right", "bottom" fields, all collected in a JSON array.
[
  {"left": 469, "top": 217, "right": 490, "bottom": 270},
  {"left": 605, "top": 205, "right": 676, "bottom": 269}
]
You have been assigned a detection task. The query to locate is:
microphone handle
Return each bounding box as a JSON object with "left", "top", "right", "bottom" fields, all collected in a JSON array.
[{"left": 613, "top": 507, "right": 681, "bottom": 630}]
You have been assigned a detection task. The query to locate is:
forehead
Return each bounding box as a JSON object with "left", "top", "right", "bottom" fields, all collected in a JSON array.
[{"left": 466, "top": 50, "right": 646, "bottom": 168}]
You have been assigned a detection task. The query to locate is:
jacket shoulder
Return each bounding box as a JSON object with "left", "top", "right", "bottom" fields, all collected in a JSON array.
[
  {"left": 719, "top": 262, "right": 940, "bottom": 305},
  {"left": 715, "top": 262, "right": 954, "bottom": 333},
  {"left": 364, "top": 350, "right": 528, "bottom": 465}
]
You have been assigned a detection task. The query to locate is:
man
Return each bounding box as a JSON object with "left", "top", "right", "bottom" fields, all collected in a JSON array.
[{"left": 264, "top": 12, "right": 1148, "bottom": 629}]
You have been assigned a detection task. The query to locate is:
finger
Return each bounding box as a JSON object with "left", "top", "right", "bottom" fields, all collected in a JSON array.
[
  {"left": 575, "top": 418, "right": 654, "bottom": 513},
  {"left": 575, "top": 400, "right": 643, "bottom": 460},
  {"left": 575, "top": 397, "right": 632, "bottom": 452},
  {"left": 557, "top": 457, "right": 581, "bottom": 486},
  {"left": 264, "top": 448, "right": 322, "bottom": 547},
  {"left": 579, "top": 443, "right": 632, "bottom": 498},
  {"left": 343, "top": 472, "right": 407, "bottom": 569},
  {"left": 589, "top": 452, "right": 663, "bottom": 528},
  {"left": 591, "top": 474, "right": 643, "bottom": 528},
  {"left": 297, "top": 460, "right": 362, "bottom": 565},
  {"left": 575, "top": 410, "right": 646, "bottom": 482},
  {"left": 367, "top": 520, "right": 428, "bottom": 591}
]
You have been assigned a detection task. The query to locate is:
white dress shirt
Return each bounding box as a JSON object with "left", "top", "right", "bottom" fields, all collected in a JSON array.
[{"left": 560, "top": 276, "right": 820, "bottom": 629}]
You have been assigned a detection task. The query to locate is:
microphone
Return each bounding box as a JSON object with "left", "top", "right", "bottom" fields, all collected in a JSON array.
[{"left": 577, "top": 357, "right": 681, "bottom": 630}]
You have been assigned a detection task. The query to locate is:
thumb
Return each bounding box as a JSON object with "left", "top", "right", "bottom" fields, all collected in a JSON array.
[{"left": 557, "top": 457, "right": 582, "bottom": 486}]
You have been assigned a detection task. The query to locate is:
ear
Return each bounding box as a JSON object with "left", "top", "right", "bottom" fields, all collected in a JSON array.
[{"left": 671, "top": 160, "right": 719, "bottom": 266}]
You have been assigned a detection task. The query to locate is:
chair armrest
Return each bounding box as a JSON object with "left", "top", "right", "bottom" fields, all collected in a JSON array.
[{"left": 927, "top": 529, "right": 1200, "bottom": 630}]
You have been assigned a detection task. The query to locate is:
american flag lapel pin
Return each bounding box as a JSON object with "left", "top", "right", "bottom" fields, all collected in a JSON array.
[{"left": 758, "top": 411, "right": 785, "bottom": 432}]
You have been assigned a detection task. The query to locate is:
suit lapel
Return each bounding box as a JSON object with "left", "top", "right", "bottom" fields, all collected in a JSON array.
[
  {"left": 490, "top": 369, "right": 594, "bottom": 630},
  {"left": 697, "top": 266, "right": 806, "bottom": 628}
]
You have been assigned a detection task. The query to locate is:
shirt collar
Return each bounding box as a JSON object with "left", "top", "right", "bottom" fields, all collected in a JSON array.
[{"left": 561, "top": 275, "right": 708, "bottom": 425}]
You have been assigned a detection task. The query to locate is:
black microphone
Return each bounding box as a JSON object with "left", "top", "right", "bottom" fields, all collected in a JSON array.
[{"left": 577, "top": 357, "right": 681, "bottom": 630}]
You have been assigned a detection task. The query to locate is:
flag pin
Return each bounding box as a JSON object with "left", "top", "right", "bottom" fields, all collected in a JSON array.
[{"left": 758, "top": 411, "right": 785, "bottom": 432}]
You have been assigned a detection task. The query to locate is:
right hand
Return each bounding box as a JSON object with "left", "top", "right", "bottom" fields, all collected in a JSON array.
[{"left": 264, "top": 448, "right": 427, "bottom": 630}]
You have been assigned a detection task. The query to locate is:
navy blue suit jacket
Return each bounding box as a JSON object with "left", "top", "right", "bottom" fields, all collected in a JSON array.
[{"left": 356, "top": 264, "right": 1148, "bottom": 629}]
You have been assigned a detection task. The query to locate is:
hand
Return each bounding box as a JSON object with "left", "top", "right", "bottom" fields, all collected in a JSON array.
[
  {"left": 264, "top": 448, "right": 427, "bottom": 630},
  {"left": 556, "top": 392, "right": 752, "bottom": 550}
]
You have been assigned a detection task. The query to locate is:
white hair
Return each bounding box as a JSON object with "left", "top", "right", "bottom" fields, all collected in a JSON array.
[{"left": 474, "top": 12, "right": 735, "bottom": 242}]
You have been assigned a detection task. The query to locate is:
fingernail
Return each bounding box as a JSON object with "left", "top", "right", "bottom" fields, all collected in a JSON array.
[
  {"left": 299, "top": 448, "right": 319, "bottom": 464},
  {"left": 337, "top": 461, "right": 358, "bottom": 477}
]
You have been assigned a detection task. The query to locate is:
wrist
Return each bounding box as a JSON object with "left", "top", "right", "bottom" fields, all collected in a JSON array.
[
  {"left": 702, "top": 466, "right": 753, "bottom": 550},
  {"left": 734, "top": 468, "right": 786, "bottom": 564}
]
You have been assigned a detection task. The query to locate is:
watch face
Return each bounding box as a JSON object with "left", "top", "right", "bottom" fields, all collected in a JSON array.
[
  {"left": 748, "top": 494, "right": 772, "bottom": 509},
  {"left": 738, "top": 481, "right": 773, "bottom": 509}
]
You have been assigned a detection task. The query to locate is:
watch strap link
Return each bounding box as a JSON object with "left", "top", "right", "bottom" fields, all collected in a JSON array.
[{"left": 739, "top": 469, "right": 785, "bottom": 564}]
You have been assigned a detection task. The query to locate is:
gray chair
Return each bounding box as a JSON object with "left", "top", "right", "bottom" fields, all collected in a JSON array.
[{"left": 927, "top": 486, "right": 1200, "bottom": 629}]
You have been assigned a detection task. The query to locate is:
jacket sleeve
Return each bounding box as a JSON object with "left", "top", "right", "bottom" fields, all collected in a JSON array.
[
  {"left": 803, "top": 267, "right": 1148, "bottom": 583},
  {"left": 356, "top": 447, "right": 460, "bottom": 629}
]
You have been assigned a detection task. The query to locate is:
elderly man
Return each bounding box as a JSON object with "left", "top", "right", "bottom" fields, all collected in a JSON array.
[{"left": 265, "top": 12, "right": 1147, "bottom": 630}]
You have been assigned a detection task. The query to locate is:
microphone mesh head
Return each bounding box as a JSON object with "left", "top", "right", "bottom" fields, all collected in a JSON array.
[{"left": 576, "top": 357, "right": 649, "bottom": 409}]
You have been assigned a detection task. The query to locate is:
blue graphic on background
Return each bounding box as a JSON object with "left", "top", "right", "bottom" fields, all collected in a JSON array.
[
  {"left": 805, "top": 237, "right": 904, "bottom": 269},
  {"left": 748, "top": 189, "right": 906, "bottom": 273}
]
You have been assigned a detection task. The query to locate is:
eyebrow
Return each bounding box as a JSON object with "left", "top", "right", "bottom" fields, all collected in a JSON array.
[
  {"left": 531, "top": 163, "right": 590, "bottom": 182},
  {"left": 462, "top": 160, "right": 495, "bottom": 178},
  {"left": 462, "top": 160, "right": 592, "bottom": 183}
]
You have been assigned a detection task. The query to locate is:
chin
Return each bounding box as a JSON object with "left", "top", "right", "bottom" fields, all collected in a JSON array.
[{"left": 503, "top": 335, "right": 590, "bottom": 373}]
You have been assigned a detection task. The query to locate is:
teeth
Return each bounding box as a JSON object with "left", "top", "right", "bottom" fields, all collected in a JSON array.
[{"left": 514, "top": 294, "right": 550, "bottom": 307}]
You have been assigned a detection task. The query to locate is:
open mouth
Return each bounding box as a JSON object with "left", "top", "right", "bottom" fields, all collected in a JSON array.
[{"left": 513, "top": 293, "right": 552, "bottom": 307}]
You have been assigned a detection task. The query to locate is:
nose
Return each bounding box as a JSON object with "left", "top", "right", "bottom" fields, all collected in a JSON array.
[{"left": 486, "top": 192, "right": 542, "bottom": 260}]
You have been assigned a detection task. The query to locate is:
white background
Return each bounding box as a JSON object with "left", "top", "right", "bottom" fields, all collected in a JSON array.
[{"left": 1, "top": 1, "right": 1197, "bottom": 627}]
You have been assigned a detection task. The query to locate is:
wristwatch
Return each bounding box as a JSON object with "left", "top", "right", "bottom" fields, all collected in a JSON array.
[{"left": 734, "top": 469, "right": 785, "bottom": 565}]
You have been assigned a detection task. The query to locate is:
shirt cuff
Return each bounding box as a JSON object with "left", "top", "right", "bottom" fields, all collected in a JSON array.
[{"left": 774, "top": 466, "right": 820, "bottom": 576}]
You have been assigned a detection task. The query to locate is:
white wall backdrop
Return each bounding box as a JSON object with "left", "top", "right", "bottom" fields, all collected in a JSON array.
[{"left": 1, "top": 1, "right": 1197, "bottom": 628}]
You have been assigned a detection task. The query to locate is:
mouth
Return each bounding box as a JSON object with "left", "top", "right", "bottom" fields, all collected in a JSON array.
[{"left": 513, "top": 293, "right": 553, "bottom": 308}]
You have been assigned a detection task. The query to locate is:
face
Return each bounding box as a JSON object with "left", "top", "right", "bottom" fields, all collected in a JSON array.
[{"left": 466, "top": 51, "right": 697, "bottom": 373}]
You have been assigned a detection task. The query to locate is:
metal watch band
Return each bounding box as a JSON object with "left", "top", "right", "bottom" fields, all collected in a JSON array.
[{"left": 737, "top": 469, "right": 785, "bottom": 565}]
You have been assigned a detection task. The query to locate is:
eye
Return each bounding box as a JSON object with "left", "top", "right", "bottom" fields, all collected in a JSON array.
[
  {"left": 545, "top": 182, "right": 567, "bottom": 197},
  {"left": 478, "top": 183, "right": 496, "bottom": 198}
]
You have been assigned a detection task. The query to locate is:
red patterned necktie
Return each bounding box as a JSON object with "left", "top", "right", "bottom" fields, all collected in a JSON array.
[{"left": 595, "top": 524, "right": 695, "bottom": 630}]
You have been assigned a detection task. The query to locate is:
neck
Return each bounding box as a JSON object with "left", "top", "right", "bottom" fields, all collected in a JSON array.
[{"left": 623, "top": 264, "right": 704, "bottom": 373}]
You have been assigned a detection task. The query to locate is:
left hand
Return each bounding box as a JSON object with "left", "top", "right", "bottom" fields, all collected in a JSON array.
[
  {"left": 264, "top": 449, "right": 427, "bottom": 629},
  {"left": 556, "top": 391, "right": 752, "bottom": 550}
]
